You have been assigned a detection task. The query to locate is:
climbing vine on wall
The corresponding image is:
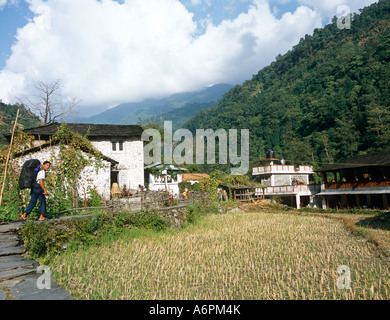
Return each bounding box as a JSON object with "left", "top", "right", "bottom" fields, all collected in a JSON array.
[
  {"left": 0, "top": 131, "right": 35, "bottom": 221},
  {"left": 46, "top": 123, "right": 107, "bottom": 211},
  {"left": 0, "top": 123, "right": 107, "bottom": 221}
]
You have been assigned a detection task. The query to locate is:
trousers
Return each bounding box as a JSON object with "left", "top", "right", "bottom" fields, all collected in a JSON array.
[{"left": 25, "top": 187, "right": 46, "bottom": 216}]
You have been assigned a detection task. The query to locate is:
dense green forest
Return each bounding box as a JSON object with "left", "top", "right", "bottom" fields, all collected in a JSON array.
[
  {"left": 0, "top": 102, "right": 42, "bottom": 146},
  {"left": 185, "top": 0, "right": 390, "bottom": 168}
]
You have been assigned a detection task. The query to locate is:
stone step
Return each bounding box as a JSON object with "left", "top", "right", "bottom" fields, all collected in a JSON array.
[
  {"left": 0, "top": 267, "right": 36, "bottom": 282},
  {"left": 0, "top": 246, "right": 26, "bottom": 257},
  {"left": 0, "top": 241, "right": 19, "bottom": 250},
  {"left": 0, "top": 222, "right": 73, "bottom": 300},
  {"left": 0, "top": 223, "right": 23, "bottom": 234},
  {"left": 9, "top": 274, "right": 72, "bottom": 300},
  {"left": 0, "top": 288, "right": 5, "bottom": 300},
  {"left": 0, "top": 260, "right": 38, "bottom": 272},
  {"left": 0, "top": 255, "right": 25, "bottom": 263},
  {"left": 18, "top": 287, "right": 73, "bottom": 300},
  {"left": 0, "top": 234, "right": 18, "bottom": 242}
]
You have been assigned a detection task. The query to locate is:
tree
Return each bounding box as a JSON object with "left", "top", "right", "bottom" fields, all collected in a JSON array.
[
  {"left": 367, "top": 104, "right": 390, "bottom": 149},
  {"left": 184, "top": 0, "right": 390, "bottom": 164},
  {"left": 18, "top": 79, "right": 81, "bottom": 125}
]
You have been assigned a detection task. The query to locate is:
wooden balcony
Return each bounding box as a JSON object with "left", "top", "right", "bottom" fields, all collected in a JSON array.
[
  {"left": 325, "top": 180, "right": 390, "bottom": 190},
  {"left": 252, "top": 165, "right": 314, "bottom": 175},
  {"left": 262, "top": 184, "right": 320, "bottom": 196}
]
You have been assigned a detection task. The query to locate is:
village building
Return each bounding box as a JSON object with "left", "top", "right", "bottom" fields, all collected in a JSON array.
[
  {"left": 144, "top": 163, "right": 187, "bottom": 196},
  {"left": 316, "top": 150, "right": 390, "bottom": 210},
  {"left": 252, "top": 151, "right": 320, "bottom": 209},
  {"left": 5, "top": 123, "right": 145, "bottom": 200}
]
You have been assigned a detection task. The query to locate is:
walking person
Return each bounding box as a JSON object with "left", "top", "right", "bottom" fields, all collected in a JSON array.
[{"left": 21, "top": 161, "right": 51, "bottom": 221}]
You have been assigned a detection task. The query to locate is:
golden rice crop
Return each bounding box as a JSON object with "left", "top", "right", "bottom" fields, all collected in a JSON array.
[{"left": 49, "top": 212, "right": 390, "bottom": 300}]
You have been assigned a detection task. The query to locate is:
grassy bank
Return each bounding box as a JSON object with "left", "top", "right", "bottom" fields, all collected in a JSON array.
[{"left": 48, "top": 211, "right": 390, "bottom": 300}]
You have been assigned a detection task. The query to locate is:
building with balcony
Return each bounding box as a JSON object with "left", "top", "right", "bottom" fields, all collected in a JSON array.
[
  {"left": 144, "top": 163, "right": 187, "bottom": 196},
  {"left": 252, "top": 152, "right": 320, "bottom": 209},
  {"left": 316, "top": 151, "right": 390, "bottom": 210}
]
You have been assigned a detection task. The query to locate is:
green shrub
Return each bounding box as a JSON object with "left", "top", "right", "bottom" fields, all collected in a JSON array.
[
  {"left": 129, "top": 211, "right": 168, "bottom": 231},
  {"left": 87, "top": 187, "right": 104, "bottom": 208},
  {"left": 20, "top": 221, "right": 69, "bottom": 259},
  {"left": 87, "top": 213, "right": 109, "bottom": 234}
]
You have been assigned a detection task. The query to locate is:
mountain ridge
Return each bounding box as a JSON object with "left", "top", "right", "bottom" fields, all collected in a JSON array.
[
  {"left": 81, "top": 84, "right": 234, "bottom": 125},
  {"left": 184, "top": 0, "right": 390, "bottom": 166}
]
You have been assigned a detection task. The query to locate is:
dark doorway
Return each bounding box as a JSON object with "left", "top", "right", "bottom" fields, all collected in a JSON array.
[{"left": 111, "top": 171, "right": 119, "bottom": 186}]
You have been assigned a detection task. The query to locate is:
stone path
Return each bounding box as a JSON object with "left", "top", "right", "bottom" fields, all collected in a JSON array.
[{"left": 0, "top": 222, "right": 72, "bottom": 300}]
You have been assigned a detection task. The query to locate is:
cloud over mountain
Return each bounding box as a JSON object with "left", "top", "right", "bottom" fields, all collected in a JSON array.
[{"left": 0, "top": 0, "right": 378, "bottom": 117}]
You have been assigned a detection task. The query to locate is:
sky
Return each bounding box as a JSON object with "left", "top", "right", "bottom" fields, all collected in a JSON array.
[{"left": 0, "top": 0, "right": 379, "bottom": 119}]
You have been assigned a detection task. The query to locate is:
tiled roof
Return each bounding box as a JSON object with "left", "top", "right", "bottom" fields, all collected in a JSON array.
[
  {"left": 5, "top": 123, "right": 144, "bottom": 140},
  {"left": 182, "top": 173, "right": 210, "bottom": 181}
]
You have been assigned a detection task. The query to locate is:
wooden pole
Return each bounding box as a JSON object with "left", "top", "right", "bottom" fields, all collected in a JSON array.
[{"left": 0, "top": 109, "right": 20, "bottom": 206}]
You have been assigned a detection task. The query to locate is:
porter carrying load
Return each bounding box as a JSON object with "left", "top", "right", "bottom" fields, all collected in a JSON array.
[{"left": 18, "top": 159, "right": 41, "bottom": 190}]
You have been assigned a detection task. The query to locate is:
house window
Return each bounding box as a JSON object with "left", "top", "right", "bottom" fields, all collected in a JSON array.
[{"left": 112, "top": 140, "right": 124, "bottom": 152}]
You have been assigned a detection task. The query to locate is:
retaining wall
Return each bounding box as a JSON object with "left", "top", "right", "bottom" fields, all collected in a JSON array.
[{"left": 110, "top": 191, "right": 211, "bottom": 228}]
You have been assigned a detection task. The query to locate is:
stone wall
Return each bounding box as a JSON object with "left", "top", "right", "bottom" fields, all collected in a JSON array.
[
  {"left": 157, "top": 205, "right": 189, "bottom": 228},
  {"left": 91, "top": 139, "right": 144, "bottom": 191},
  {"left": 138, "top": 191, "right": 171, "bottom": 210},
  {"left": 134, "top": 191, "right": 212, "bottom": 210},
  {"left": 110, "top": 197, "right": 189, "bottom": 229},
  {"left": 15, "top": 146, "right": 112, "bottom": 200},
  {"left": 111, "top": 197, "right": 142, "bottom": 213},
  {"left": 184, "top": 191, "right": 212, "bottom": 206},
  {"left": 110, "top": 191, "right": 211, "bottom": 228}
]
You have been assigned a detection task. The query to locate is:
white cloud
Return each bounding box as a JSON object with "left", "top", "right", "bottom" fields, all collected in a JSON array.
[
  {"left": 190, "top": 0, "right": 204, "bottom": 5},
  {"left": 0, "top": 0, "right": 19, "bottom": 9},
  {"left": 0, "top": 0, "right": 376, "bottom": 117},
  {"left": 298, "top": 0, "right": 378, "bottom": 19}
]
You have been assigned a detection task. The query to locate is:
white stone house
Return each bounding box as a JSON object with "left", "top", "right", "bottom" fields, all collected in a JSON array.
[
  {"left": 144, "top": 163, "right": 187, "bottom": 196},
  {"left": 5, "top": 123, "right": 145, "bottom": 200},
  {"left": 252, "top": 155, "right": 320, "bottom": 209},
  {"left": 12, "top": 141, "right": 116, "bottom": 201}
]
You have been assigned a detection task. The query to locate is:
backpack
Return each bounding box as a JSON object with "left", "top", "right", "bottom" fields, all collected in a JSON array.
[{"left": 19, "top": 159, "right": 41, "bottom": 190}]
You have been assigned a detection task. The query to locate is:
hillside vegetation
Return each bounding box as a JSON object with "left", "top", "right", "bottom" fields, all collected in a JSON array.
[
  {"left": 185, "top": 0, "right": 390, "bottom": 166},
  {"left": 0, "top": 102, "right": 43, "bottom": 146}
]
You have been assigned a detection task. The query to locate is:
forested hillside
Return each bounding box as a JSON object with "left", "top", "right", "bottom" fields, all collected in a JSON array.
[
  {"left": 0, "top": 102, "right": 43, "bottom": 146},
  {"left": 185, "top": 0, "right": 390, "bottom": 167}
]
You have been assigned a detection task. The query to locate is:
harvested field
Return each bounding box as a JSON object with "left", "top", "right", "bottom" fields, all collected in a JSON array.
[{"left": 49, "top": 211, "right": 390, "bottom": 300}]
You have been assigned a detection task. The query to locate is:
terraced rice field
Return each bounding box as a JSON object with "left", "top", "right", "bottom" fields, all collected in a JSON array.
[{"left": 49, "top": 211, "right": 390, "bottom": 300}]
